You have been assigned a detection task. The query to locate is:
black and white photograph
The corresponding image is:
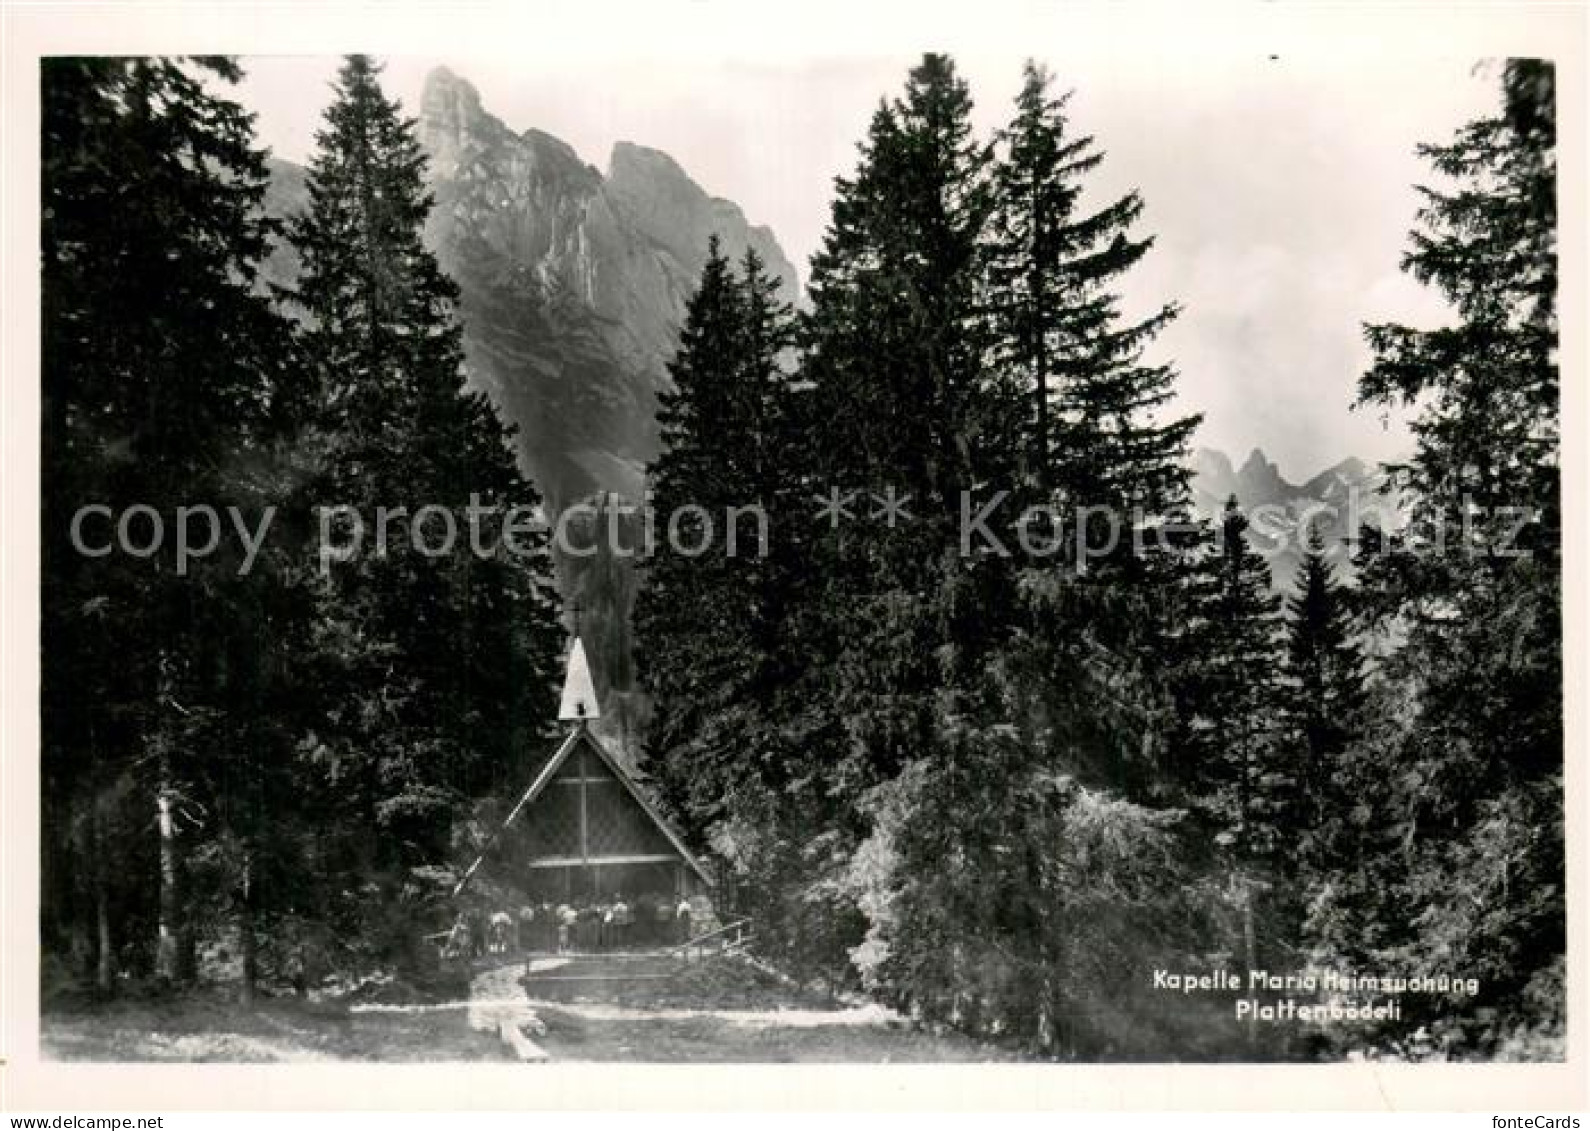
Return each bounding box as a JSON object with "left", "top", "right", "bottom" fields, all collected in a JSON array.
[{"left": 4, "top": 0, "right": 1586, "bottom": 1115}]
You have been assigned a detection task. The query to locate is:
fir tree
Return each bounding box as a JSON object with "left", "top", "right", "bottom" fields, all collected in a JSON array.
[
  {"left": 1161, "top": 498, "right": 1290, "bottom": 987},
  {"left": 637, "top": 239, "right": 796, "bottom": 822},
  {"left": 986, "top": 59, "right": 1202, "bottom": 799},
  {"left": 1179, "top": 498, "right": 1283, "bottom": 854},
  {"left": 639, "top": 238, "right": 752, "bottom": 820},
  {"left": 804, "top": 53, "right": 1004, "bottom": 568},
  {"left": 798, "top": 54, "right": 1010, "bottom": 788},
  {"left": 650, "top": 56, "right": 1017, "bottom": 987},
  {"left": 1279, "top": 532, "right": 1363, "bottom": 835},
  {"left": 987, "top": 60, "right": 1195, "bottom": 512}
]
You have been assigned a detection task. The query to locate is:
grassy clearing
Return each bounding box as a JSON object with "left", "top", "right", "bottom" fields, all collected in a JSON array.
[
  {"left": 521, "top": 952, "right": 833, "bottom": 1011},
  {"left": 531, "top": 1006, "right": 1021, "bottom": 1063}
]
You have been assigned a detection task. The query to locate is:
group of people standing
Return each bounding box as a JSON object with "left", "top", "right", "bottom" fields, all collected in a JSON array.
[{"left": 445, "top": 894, "right": 697, "bottom": 959}]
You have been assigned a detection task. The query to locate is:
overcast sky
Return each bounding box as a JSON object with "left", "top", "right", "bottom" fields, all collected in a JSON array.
[{"left": 235, "top": 52, "right": 1502, "bottom": 481}]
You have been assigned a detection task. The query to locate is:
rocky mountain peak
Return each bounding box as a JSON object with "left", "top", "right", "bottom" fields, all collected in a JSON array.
[
  {"left": 421, "top": 65, "right": 482, "bottom": 119},
  {"left": 604, "top": 139, "right": 798, "bottom": 305},
  {"left": 1235, "top": 447, "right": 1287, "bottom": 502},
  {"left": 608, "top": 139, "right": 690, "bottom": 185},
  {"left": 1191, "top": 446, "right": 1234, "bottom": 487},
  {"left": 523, "top": 127, "right": 590, "bottom": 173},
  {"left": 1331, "top": 455, "right": 1368, "bottom": 480}
]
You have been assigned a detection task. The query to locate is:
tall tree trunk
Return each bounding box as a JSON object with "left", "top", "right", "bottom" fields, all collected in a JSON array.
[
  {"left": 154, "top": 764, "right": 180, "bottom": 985},
  {"left": 1030, "top": 172, "right": 1050, "bottom": 487},
  {"left": 95, "top": 882, "right": 113, "bottom": 994},
  {"left": 1241, "top": 876, "right": 1257, "bottom": 1048},
  {"left": 153, "top": 655, "right": 194, "bottom": 987}
]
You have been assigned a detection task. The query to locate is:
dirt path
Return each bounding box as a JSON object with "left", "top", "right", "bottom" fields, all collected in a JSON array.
[
  {"left": 455, "top": 953, "right": 918, "bottom": 1061},
  {"left": 42, "top": 989, "right": 515, "bottom": 1062},
  {"left": 40, "top": 955, "right": 1022, "bottom": 1062}
]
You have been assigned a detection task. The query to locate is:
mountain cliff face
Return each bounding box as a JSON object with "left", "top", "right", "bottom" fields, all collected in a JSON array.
[
  {"left": 266, "top": 65, "right": 799, "bottom": 515},
  {"left": 1190, "top": 446, "right": 1401, "bottom": 591}
]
